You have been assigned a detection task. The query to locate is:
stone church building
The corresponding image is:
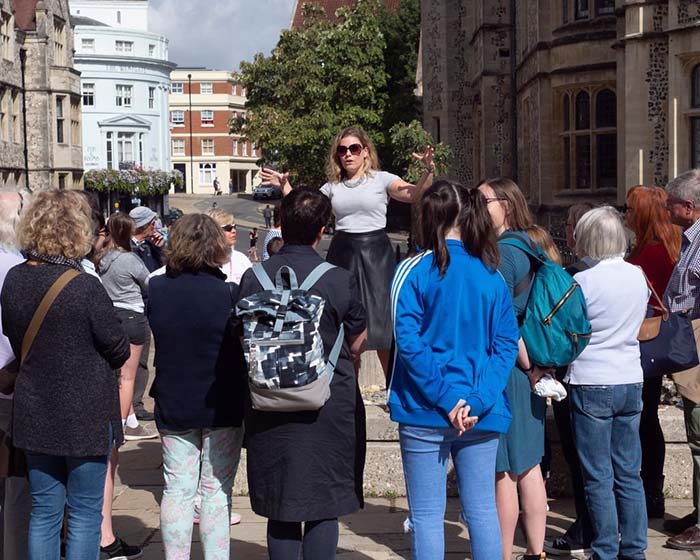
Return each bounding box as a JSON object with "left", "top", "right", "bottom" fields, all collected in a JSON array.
[
  {"left": 0, "top": 0, "right": 83, "bottom": 192},
  {"left": 420, "top": 0, "right": 700, "bottom": 220}
]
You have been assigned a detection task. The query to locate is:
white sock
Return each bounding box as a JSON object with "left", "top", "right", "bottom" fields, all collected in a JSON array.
[{"left": 126, "top": 414, "right": 139, "bottom": 429}]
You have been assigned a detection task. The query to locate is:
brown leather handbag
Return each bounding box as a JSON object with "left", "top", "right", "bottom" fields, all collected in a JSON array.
[
  {"left": 637, "top": 272, "right": 669, "bottom": 342},
  {"left": 0, "top": 269, "right": 80, "bottom": 478}
]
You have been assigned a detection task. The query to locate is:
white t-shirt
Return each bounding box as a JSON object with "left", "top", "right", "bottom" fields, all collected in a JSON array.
[
  {"left": 567, "top": 257, "right": 649, "bottom": 385},
  {"left": 147, "top": 250, "right": 250, "bottom": 285},
  {"left": 221, "top": 250, "right": 252, "bottom": 284},
  {"left": 320, "top": 170, "right": 400, "bottom": 233}
]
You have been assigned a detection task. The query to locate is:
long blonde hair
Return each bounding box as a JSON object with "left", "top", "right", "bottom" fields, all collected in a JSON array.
[{"left": 326, "top": 126, "right": 380, "bottom": 183}]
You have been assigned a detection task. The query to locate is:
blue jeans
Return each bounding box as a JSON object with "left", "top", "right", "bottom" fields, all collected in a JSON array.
[
  {"left": 25, "top": 452, "right": 109, "bottom": 560},
  {"left": 399, "top": 425, "right": 501, "bottom": 560},
  {"left": 570, "top": 383, "right": 647, "bottom": 560}
]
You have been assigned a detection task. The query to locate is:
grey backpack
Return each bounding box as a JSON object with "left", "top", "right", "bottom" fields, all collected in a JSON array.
[{"left": 236, "top": 262, "right": 344, "bottom": 412}]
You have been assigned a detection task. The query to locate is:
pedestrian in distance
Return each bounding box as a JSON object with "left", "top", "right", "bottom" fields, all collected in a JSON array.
[
  {"left": 661, "top": 169, "right": 700, "bottom": 550},
  {"left": 262, "top": 205, "right": 282, "bottom": 261},
  {"left": 389, "top": 180, "right": 519, "bottom": 559},
  {"left": 625, "top": 185, "right": 681, "bottom": 520},
  {"left": 236, "top": 188, "right": 368, "bottom": 560},
  {"left": 0, "top": 191, "right": 31, "bottom": 560},
  {"left": 1, "top": 190, "right": 130, "bottom": 560},
  {"left": 229, "top": 178, "right": 234, "bottom": 195},
  {"left": 260, "top": 124, "right": 435, "bottom": 380},
  {"left": 263, "top": 204, "right": 273, "bottom": 229},
  {"left": 248, "top": 227, "right": 259, "bottom": 263},
  {"left": 213, "top": 177, "right": 222, "bottom": 196},
  {"left": 568, "top": 206, "right": 649, "bottom": 559},
  {"left": 477, "top": 177, "right": 550, "bottom": 560},
  {"left": 99, "top": 213, "right": 157, "bottom": 442},
  {"left": 206, "top": 209, "right": 252, "bottom": 284},
  {"left": 148, "top": 214, "right": 246, "bottom": 560}
]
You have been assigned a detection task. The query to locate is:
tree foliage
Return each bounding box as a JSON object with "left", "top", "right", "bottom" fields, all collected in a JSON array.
[
  {"left": 232, "top": 0, "right": 388, "bottom": 187},
  {"left": 84, "top": 168, "right": 182, "bottom": 196},
  {"left": 390, "top": 120, "right": 452, "bottom": 183}
]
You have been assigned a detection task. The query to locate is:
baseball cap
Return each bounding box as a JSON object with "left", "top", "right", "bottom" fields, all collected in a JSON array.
[{"left": 129, "top": 206, "right": 157, "bottom": 228}]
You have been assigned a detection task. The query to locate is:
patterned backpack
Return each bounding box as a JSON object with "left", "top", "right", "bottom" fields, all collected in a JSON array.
[{"left": 236, "top": 262, "right": 345, "bottom": 412}]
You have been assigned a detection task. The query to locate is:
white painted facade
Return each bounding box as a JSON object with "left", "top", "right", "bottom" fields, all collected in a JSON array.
[{"left": 71, "top": 1, "right": 175, "bottom": 172}]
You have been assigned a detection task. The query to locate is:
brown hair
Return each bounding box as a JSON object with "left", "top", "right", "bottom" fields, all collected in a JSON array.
[
  {"left": 165, "top": 214, "right": 230, "bottom": 273},
  {"left": 477, "top": 177, "right": 534, "bottom": 231},
  {"left": 18, "top": 190, "right": 93, "bottom": 259},
  {"left": 527, "top": 225, "right": 563, "bottom": 265},
  {"left": 567, "top": 203, "right": 593, "bottom": 228},
  {"left": 326, "top": 125, "right": 380, "bottom": 183},
  {"left": 420, "top": 180, "right": 499, "bottom": 276},
  {"left": 106, "top": 212, "right": 135, "bottom": 252},
  {"left": 626, "top": 185, "right": 681, "bottom": 261}
]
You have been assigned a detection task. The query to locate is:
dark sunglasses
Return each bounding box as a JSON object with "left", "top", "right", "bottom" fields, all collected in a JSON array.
[
  {"left": 222, "top": 224, "right": 237, "bottom": 232},
  {"left": 336, "top": 143, "right": 363, "bottom": 156}
]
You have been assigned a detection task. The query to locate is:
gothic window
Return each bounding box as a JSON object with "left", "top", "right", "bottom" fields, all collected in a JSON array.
[
  {"left": 561, "top": 88, "right": 617, "bottom": 190},
  {"left": 692, "top": 64, "right": 700, "bottom": 109}
]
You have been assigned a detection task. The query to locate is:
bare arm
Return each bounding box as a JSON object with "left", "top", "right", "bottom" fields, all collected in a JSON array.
[
  {"left": 516, "top": 337, "right": 551, "bottom": 389},
  {"left": 387, "top": 146, "right": 435, "bottom": 204},
  {"left": 258, "top": 169, "right": 292, "bottom": 196},
  {"left": 348, "top": 329, "right": 368, "bottom": 373}
]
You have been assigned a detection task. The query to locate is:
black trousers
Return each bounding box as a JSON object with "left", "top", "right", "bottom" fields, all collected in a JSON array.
[
  {"left": 640, "top": 375, "right": 665, "bottom": 484},
  {"left": 552, "top": 373, "right": 593, "bottom": 545}
]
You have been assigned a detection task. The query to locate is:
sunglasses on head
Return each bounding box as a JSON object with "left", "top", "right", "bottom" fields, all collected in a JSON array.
[
  {"left": 336, "top": 143, "right": 363, "bottom": 156},
  {"left": 222, "top": 224, "right": 237, "bottom": 232}
]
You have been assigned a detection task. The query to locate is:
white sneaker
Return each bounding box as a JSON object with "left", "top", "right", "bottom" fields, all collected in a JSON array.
[{"left": 533, "top": 374, "right": 567, "bottom": 402}]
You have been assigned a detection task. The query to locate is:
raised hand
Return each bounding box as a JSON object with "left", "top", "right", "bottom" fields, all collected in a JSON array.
[
  {"left": 411, "top": 146, "right": 435, "bottom": 173},
  {"left": 259, "top": 168, "right": 289, "bottom": 188}
]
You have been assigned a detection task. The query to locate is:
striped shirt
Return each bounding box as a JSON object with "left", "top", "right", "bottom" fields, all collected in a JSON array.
[{"left": 664, "top": 219, "right": 700, "bottom": 319}]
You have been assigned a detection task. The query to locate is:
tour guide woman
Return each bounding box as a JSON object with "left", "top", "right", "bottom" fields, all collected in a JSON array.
[{"left": 261, "top": 125, "right": 434, "bottom": 375}]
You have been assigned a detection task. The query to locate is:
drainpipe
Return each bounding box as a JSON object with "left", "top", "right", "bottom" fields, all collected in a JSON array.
[
  {"left": 20, "top": 48, "right": 30, "bottom": 192},
  {"left": 509, "top": 0, "right": 518, "bottom": 181}
]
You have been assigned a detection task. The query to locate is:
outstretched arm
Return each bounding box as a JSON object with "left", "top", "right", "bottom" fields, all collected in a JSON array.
[
  {"left": 387, "top": 146, "right": 435, "bottom": 204},
  {"left": 258, "top": 168, "right": 292, "bottom": 196}
]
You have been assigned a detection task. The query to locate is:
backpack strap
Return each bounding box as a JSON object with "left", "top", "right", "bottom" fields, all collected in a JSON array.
[
  {"left": 252, "top": 264, "right": 275, "bottom": 291},
  {"left": 274, "top": 265, "right": 299, "bottom": 290},
  {"left": 498, "top": 233, "right": 546, "bottom": 298},
  {"left": 299, "top": 262, "right": 336, "bottom": 291},
  {"left": 323, "top": 323, "right": 346, "bottom": 383}
]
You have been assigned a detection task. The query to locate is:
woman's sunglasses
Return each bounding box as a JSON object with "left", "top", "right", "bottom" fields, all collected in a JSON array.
[
  {"left": 336, "top": 144, "right": 363, "bottom": 156},
  {"left": 222, "top": 224, "right": 237, "bottom": 232}
]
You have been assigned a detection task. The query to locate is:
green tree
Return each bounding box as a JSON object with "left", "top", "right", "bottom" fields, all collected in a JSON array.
[
  {"left": 379, "top": 0, "right": 422, "bottom": 173},
  {"left": 231, "top": 0, "right": 388, "bottom": 187}
]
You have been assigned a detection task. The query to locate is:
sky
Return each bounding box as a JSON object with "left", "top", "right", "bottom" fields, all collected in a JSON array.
[{"left": 149, "top": 0, "right": 296, "bottom": 72}]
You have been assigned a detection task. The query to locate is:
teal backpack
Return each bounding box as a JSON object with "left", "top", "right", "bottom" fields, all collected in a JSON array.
[{"left": 499, "top": 233, "right": 592, "bottom": 367}]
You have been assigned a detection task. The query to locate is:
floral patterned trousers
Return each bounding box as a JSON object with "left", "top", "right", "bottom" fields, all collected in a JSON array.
[{"left": 159, "top": 427, "right": 244, "bottom": 560}]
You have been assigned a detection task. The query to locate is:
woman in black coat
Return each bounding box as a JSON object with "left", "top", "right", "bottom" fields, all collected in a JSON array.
[{"left": 1, "top": 190, "right": 129, "bottom": 560}]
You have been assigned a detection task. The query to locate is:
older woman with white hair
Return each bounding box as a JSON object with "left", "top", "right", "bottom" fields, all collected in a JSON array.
[{"left": 568, "top": 206, "right": 649, "bottom": 560}]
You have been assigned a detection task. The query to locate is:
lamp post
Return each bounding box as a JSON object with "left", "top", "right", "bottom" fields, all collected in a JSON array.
[{"left": 187, "top": 73, "right": 194, "bottom": 194}]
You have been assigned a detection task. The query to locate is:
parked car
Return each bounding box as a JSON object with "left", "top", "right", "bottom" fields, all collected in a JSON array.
[{"left": 253, "top": 184, "right": 281, "bottom": 200}]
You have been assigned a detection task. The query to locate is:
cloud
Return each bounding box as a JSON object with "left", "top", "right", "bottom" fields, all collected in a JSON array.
[{"left": 148, "top": 0, "right": 295, "bottom": 71}]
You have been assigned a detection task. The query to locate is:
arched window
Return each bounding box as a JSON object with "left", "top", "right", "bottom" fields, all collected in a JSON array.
[
  {"left": 692, "top": 64, "right": 700, "bottom": 108},
  {"left": 563, "top": 94, "right": 570, "bottom": 131},
  {"left": 575, "top": 91, "right": 590, "bottom": 130},
  {"left": 596, "top": 89, "right": 616, "bottom": 128}
]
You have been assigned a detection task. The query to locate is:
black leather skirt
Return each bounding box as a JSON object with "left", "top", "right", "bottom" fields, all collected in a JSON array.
[{"left": 326, "top": 229, "right": 394, "bottom": 351}]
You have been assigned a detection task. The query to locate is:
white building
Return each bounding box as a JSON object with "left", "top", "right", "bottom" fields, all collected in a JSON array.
[{"left": 70, "top": 0, "right": 175, "bottom": 172}]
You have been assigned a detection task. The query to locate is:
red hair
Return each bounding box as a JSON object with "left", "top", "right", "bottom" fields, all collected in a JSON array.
[{"left": 626, "top": 185, "right": 681, "bottom": 261}]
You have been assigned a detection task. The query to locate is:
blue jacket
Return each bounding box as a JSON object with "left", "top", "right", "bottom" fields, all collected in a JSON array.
[{"left": 388, "top": 240, "right": 519, "bottom": 433}]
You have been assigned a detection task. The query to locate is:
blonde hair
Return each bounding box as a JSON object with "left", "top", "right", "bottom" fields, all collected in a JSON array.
[
  {"left": 165, "top": 214, "right": 231, "bottom": 273},
  {"left": 326, "top": 126, "right": 380, "bottom": 183},
  {"left": 527, "top": 225, "right": 562, "bottom": 265},
  {"left": 18, "top": 190, "right": 93, "bottom": 259},
  {"left": 0, "top": 192, "right": 26, "bottom": 250},
  {"left": 206, "top": 208, "right": 234, "bottom": 226}
]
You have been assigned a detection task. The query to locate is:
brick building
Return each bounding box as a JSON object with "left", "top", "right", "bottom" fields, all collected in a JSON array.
[
  {"left": 420, "top": 1, "right": 700, "bottom": 231},
  {"left": 0, "top": 0, "right": 83, "bottom": 192},
  {"left": 289, "top": 0, "right": 401, "bottom": 28},
  {"left": 169, "top": 69, "right": 260, "bottom": 194}
]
